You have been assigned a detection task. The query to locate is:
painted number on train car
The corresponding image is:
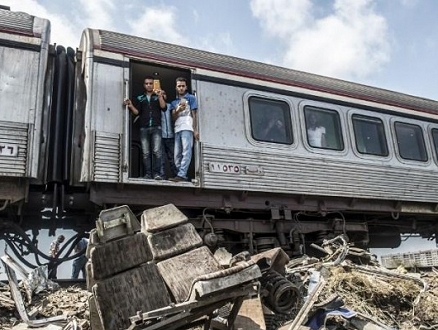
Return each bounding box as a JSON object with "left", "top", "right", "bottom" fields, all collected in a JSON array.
[
  {"left": 0, "top": 144, "right": 18, "bottom": 157},
  {"left": 209, "top": 162, "right": 241, "bottom": 174}
]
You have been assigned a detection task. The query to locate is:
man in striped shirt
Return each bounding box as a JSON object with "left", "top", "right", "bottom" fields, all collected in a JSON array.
[{"left": 48, "top": 235, "right": 65, "bottom": 279}]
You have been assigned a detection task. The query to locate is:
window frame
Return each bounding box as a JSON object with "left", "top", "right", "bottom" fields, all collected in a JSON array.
[
  {"left": 302, "top": 105, "right": 345, "bottom": 152},
  {"left": 351, "top": 114, "right": 389, "bottom": 157},
  {"left": 430, "top": 127, "right": 438, "bottom": 164},
  {"left": 393, "top": 121, "right": 428, "bottom": 163},
  {"left": 246, "top": 94, "right": 294, "bottom": 146}
]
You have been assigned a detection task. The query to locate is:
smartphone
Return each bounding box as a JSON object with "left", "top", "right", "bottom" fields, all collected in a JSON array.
[{"left": 153, "top": 79, "right": 161, "bottom": 91}]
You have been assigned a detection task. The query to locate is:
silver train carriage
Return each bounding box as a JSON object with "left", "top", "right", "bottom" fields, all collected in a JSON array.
[
  {"left": 0, "top": 7, "right": 75, "bottom": 235},
  {"left": 1, "top": 7, "right": 438, "bottom": 256}
]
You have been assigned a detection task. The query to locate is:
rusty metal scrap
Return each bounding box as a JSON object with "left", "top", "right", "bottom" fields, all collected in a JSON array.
[{"left": 282, "top": 235, "right": 438, "bottom": 329}]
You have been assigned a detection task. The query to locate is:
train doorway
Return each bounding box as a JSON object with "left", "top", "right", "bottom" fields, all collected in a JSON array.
[{"left": 127, "top": 61, "right": 196, "bottom": 182}]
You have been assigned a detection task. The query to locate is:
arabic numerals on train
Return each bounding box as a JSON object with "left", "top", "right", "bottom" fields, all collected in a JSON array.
[{"left": 209, "top": 162, "right": 240, "bottom": 174}]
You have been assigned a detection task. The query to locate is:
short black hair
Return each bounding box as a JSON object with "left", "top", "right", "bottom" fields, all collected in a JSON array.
[{"left": 176, "top": 77, "right": 187, "bottom": 84}]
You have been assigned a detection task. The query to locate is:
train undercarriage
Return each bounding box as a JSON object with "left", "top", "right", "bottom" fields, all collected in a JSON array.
[{"left": 1, "top": 183, "right": 437, "bottom": 273}]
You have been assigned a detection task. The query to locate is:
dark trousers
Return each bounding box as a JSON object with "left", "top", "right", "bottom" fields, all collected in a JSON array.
[
  {"left": 161, "top": 138, "right": 178, "bottom": 179},
  {"left": 48, "top": 262, "right": 58, "bottom": 279},
  {"left": 140, "top": 126, "right": 162, "bottom": 177}
]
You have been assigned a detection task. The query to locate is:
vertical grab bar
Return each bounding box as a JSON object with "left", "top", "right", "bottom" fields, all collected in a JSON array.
[{"left": 123, "top": 78, "right": 130, "bottom": 175}]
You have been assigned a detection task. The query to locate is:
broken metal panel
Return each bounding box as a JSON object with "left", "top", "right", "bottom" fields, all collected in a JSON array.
[
  {"left": 0, "top": 254, "right": 58, "bottom": 303},
  {"left": 0, "top": 255, "right": 67, "bottom": 327},
  {"left": 251, "top": 247, "right": 290, "bottom": 275}
]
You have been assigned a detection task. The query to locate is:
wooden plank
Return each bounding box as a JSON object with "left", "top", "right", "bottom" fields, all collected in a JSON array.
[{"left": 234, "top": 296, "right": 266, "bottom": 330}]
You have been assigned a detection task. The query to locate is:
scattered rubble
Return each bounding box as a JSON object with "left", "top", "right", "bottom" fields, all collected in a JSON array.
[
  {"left": 1, "top": 205, "right": 438, "bottom": 330},
  {"left": 0, "top": 283, "right": 90, "bottom": 329}
]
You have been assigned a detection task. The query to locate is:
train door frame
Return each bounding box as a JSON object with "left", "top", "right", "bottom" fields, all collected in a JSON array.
[{"left": 123, "top": 59, "right": 198, "bottom": 183}]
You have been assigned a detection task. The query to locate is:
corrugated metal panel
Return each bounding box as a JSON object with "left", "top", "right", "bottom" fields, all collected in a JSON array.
[
  {"left": 94, "top": 29, "right": 438, "bottom": 114},
  {"left": 201, "top": 143, "right": 438, "bottom": 203},
  {"left": 0, "top": 9, "right": 35, "bottom": 36},
  {"left": 93, "top": 131, "right": 121, "bottom": 182},
  {"left": 0, "top": 121, "right": 28, "bottom": 176}
]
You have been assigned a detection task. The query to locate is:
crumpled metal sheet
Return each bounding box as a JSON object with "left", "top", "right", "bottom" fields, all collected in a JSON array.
[{"left": 0, "top": 253, "right": 92, "bottom": 329}]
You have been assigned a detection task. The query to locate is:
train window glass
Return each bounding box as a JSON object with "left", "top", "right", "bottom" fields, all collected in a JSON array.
[
  {"left": 432, "top": 129, "right": 438, "bottom": 161},
  {"left": 352, "top": 115, "right": 388, "bottom": 156},
  {"left": 249, "top": 97, "right": 293, "bottom": 144},
  {"left": 304, "top": 107, "right": 343, "bottom": 150},
  {"left": 394, "top": 122, "right": 427, "bottom": 162}
]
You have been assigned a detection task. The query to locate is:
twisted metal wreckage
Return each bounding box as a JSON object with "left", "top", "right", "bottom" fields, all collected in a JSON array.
[{"left": 1, "top": 204, "right": 435, "bottom": 330}]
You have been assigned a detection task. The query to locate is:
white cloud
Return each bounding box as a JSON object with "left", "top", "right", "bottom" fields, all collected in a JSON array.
[
  {"left": 197, "top": 32, "right": 235, "bottom": 55},
  {"left": 78, "top": 0, "right": 116, "bottom": 31},
  {"left": 2, "top": 0, "right": 81, "bottom": 47},
  {"left": 399, "top": 0, "right": 420, "bottom": 8},
  {"left": 3, "top": 0, "right": 184, "bottom": 48},
  {"left": 127, "top": 6, "right": 187, "bottom": 46},
  {"left": 193, "top": 9, "right": 200, "bottom": 24},
  {"left": 251, "top": 0, "right": 391, "bottom": 80},
  {"left": 250, "top": 0, "right": 313, "bottom": 38}
]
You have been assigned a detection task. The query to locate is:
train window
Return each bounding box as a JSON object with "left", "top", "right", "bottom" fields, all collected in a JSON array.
[
  {"left": 431, "top": 128, "right": 438, "bottom": 161},
  {"left": 304, "top": 107, "right": 343, "bottom": 150},
  {"left": 394, "top": 122, "right": 427, "bottom": 162},
  {"left": 352, "top": 115, "right": 388, "bottom": 156},
  {"left": 249, "top": 97, "right": 293, "bottom": 144}
]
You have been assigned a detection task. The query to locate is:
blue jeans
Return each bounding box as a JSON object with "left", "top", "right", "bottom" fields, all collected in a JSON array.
[
  {"left": 140, "top": 127, "right": 162, "bottom": 177},
  {"left": 174, "top": 130, "right": 193, "bottom": 179},
  {"left": 161, "top": 138, "right": 178, "bottom": 179},
  {"left": 71, "top": 255, "right": 87, "bottom": 279}
]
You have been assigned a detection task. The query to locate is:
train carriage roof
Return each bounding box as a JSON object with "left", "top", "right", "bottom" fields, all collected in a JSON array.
[
  {"left": 0, "top": 8, "right": 50, "bottom": 40},
  {"left": 82, "top": 28, "right": 438, "bottom": 115}
]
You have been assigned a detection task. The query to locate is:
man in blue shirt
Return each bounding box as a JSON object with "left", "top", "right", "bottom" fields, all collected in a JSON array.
[
  {"left": 71, "top": 237, "right": 88, "bottom": 279},
  {"left": 169, "top": 77, "right": 198, "bottom": 182},
  {"left": 160, "top": 91, "right": 178, "bottom": 179}
]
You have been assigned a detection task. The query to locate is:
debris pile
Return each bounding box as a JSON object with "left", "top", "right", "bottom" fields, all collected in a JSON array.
[
  {"left": 1, "top": 205, "right": 438, "bottom": 330},
  {"left": 0, "top": 284, "right": 90, "bottom": 329},
  {"left": 278, "top": 235, "right": 438, "bottom": 330}
]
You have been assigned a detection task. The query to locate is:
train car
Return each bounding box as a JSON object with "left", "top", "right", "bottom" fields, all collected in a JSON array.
[
  {"left": 69, "top": 28, "right": 438, "bottom": 254},
  {"left": 0, "top": 8, "right": 53, "bottom": 216},
  {"left": 0, "top": 7, "right": 76, "bottom": 238},
  {"left": 1, "top": 7, "right": 438, "bottom": 259}
]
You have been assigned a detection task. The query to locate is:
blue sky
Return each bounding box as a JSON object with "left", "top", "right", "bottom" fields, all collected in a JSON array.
[{"left": 3, "top": 0, "right": 438, "bottom": 101}]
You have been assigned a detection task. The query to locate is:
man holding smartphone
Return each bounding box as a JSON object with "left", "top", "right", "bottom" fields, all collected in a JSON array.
[{"left": 169, "top": 77, "right": 198, "bottom": 182}]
